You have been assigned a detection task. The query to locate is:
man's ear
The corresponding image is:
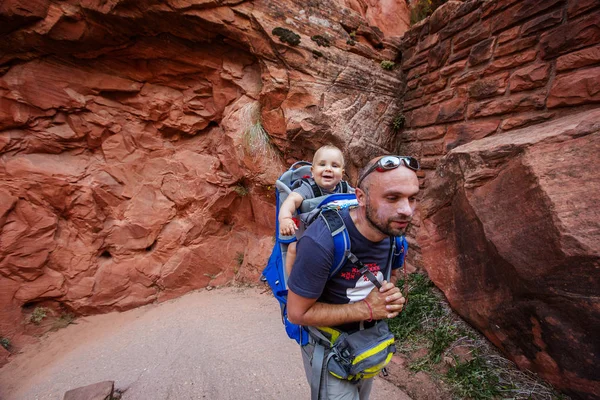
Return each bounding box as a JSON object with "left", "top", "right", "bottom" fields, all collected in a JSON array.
[{"left": 355, "top": 187, "right": 367, "bottom": 206}]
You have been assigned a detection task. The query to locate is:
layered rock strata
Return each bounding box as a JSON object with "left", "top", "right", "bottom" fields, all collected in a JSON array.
[
  {"left": 0, "top": 0, "right": 407, "bottom": 351},
  {"left": 420, "top": 109, "right": 600, "bottom": 399},
  {"left": 393, "top": 1, "right": 600, "bottom": 398}
]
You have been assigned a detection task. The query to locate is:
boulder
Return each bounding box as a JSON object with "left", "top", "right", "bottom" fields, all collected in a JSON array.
[
  {"left": 0, "top": 344, "right": 10, "bottom": 366},
  {"left": 419, "top": 109, "right": 600, "bottom": 399},
  {"left": 63, "top": 381, "right": 114, "bottom": 400}
]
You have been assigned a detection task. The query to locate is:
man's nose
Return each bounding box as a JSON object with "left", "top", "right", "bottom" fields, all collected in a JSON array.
[{"left": 397, "top": 198, "right": 413, "bottom": 216}]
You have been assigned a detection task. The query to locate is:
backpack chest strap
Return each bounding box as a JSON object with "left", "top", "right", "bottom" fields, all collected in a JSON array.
[{"left": 346, "top": 252, "right": 382, "bottom": 289}]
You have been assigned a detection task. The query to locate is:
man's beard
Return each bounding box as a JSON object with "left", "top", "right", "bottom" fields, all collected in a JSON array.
[{"left": 365, "top": 199, "right": 411, "bottom": 237}]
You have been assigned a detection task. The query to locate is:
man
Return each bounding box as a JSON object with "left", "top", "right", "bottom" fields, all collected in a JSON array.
[{"left": 287, "top": 155, "right": 420, "bottom": 400}]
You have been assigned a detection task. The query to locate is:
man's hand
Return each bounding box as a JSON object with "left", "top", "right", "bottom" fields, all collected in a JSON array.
[
  {"left": 364, "top": 281, "right": 405, "bottom": 320},
  {"left": 279, "top": 217, "right": 298, "bottom": 236},
  {"left": 288, "top": 281, "right": 405, "bottom": 327}
]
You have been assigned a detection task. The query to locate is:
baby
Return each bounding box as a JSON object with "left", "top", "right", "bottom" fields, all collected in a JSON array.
[{"left": 279, "top": 145, "right": 354, "bottom": 277}]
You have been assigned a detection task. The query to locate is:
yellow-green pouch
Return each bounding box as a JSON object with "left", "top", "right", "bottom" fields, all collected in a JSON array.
[{"left": 322, "top": 321, "right": 396, "bottom": 381}]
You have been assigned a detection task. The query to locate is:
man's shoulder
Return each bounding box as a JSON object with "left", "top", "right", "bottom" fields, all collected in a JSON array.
[
  {"left": 338, "top": 207, "right": 354, "bottom": 227},
  {"left": 302, "top": 208, "right": 354, "bottom": 249},
  {"left": 302, "top": 212, "right": 337, "bottom": 247}
]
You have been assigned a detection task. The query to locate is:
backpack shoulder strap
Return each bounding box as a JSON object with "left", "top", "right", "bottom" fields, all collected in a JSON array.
[
  {"left": 302, "top": 177, "right": 323, "bottom": 198},
  {"left": 319, "top": 208, "right": 351, "bottom": 278},
  {"left": 392, "top": 236, "right": 408, "bottom": 270},
  {"left": 340, "top": 181, "right": 349, "bottom": 193},
  {"left": 346, "top": 235, "right": 406, "bottom": 288}
]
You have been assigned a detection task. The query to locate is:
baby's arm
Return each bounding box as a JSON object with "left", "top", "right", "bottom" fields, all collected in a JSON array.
[{"left": 278, "top": 192, "right": 304, "bottom": 236}]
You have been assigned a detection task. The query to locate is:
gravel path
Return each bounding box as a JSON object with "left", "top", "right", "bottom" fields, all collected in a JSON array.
[{"left": 0, "top": 286, "right": 411, "bottom": 400}]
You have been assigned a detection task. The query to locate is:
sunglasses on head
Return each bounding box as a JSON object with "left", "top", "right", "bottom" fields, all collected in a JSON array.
[{"left": 357, "top": 156, "right": 420, "bottom": 188}]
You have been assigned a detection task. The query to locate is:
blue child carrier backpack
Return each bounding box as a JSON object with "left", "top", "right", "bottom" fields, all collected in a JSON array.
[{"left": 261, "top": 161, "right": 409, "bottom": 346}]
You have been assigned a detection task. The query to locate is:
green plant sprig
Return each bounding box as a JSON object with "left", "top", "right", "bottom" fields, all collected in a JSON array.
[
  {"left": 380, "top": 60, "right": 396, "bottom": 70},
  {"left": 29, "top": 307, "right": 48, "bottom": 325},
  {"left": 388, "top": 273, "right": 565, "bottom": 400}
]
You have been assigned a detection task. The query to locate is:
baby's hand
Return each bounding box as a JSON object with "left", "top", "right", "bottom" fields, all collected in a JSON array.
[{"left": 279, "top": 218, "right": 298, "bottom": 236}]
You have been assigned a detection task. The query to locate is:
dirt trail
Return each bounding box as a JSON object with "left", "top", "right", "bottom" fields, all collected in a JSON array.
[{"left": 0, "top": 286, "right": 412, "bottom": 400}]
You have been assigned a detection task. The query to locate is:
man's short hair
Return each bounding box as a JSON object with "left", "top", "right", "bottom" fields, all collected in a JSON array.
[{"left": 357, "top": 157, "right": 381, "bottom": 192}]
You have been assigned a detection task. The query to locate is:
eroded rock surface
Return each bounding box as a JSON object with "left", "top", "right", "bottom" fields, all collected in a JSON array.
[
  {"left": 419, "top": 109, "right": 600, "bottom": 399},
  {"left": 396, "top": 1, "right": 600, "bottom": 396},
  {"left": 0, "top": 0, "right": 408, "bottom": 350}
]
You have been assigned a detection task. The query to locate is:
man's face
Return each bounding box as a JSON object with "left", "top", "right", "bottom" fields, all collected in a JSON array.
[{"left": 359, "top": 166, "right": 420, "bottom": 236}]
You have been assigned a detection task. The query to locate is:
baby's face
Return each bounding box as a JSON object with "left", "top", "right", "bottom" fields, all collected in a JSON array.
[{"left": 312, "top": 148, "right": 344, "bottom": 191}]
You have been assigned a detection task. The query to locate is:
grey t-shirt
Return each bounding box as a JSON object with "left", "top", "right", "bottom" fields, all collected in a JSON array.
[{"left": 293, "top": 178, "right": 355, "bottom": 200}]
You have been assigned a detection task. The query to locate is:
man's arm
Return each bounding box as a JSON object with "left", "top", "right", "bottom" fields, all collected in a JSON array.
[
  {"left": 287, "top": 282, "right": 405, "bottom": 327},
  {"left": 287, "top": 291, "right": 368, "bottom": 327}
]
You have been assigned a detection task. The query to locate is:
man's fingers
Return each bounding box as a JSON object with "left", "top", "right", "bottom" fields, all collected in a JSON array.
[
  {"left": 381, "top": 287, "right": 400, "bottom": 299},
  {"left": 386, "top": 303, "right": 404, "bottom": 311},
  {"left": 385, "top": 302, "right": 405, "bottom": 319},
  {"left": 379, "top": 281, "right": 398, "bottom": 293},
  {"left": 385, "top": 293, "right": 406, "bottom": 308}
]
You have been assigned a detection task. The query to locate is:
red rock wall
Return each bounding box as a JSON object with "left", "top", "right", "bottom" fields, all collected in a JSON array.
[
  {"left": 0, "top": 0, "right": 410, "bottom": 355},
  {"left": 396, "top": 1, "right": 600, "bottom": 398},
  {"left": 397, "top": 0, "right": 600, "bottom": 182}
]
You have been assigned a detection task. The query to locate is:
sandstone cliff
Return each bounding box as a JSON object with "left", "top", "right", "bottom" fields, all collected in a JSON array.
[
  {"left": 396, "top": 1, "right": 600, "bottom": 399},
  {"left": 2, "top": 1, "right": 600, "bottom": 399},
  {"left": 0, "top": 0, "right": 409, "bottom": 353}
]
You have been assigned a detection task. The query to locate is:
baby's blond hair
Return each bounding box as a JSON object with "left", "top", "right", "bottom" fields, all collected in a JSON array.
[{"left": 313, "top": 144, "right": 345, "bottom": 167}]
